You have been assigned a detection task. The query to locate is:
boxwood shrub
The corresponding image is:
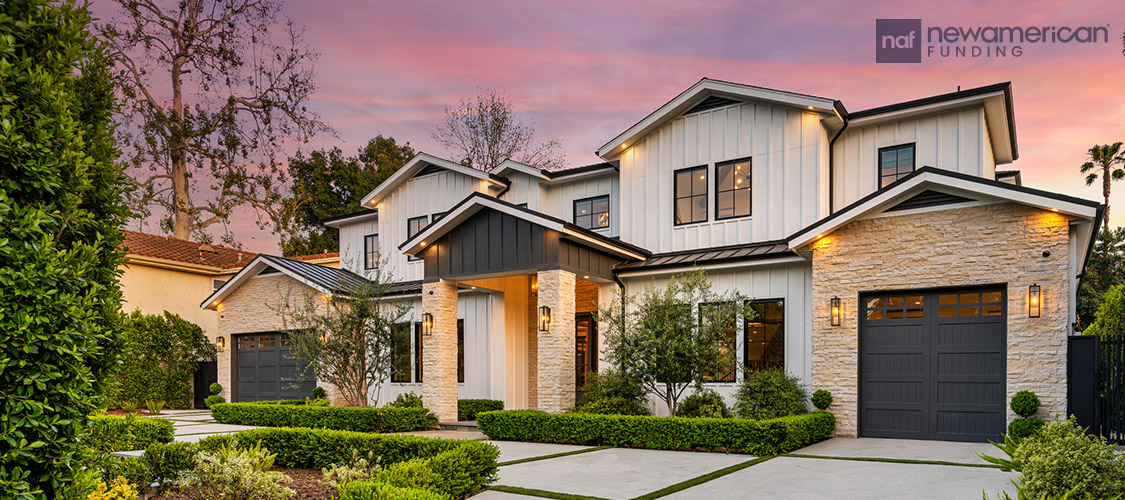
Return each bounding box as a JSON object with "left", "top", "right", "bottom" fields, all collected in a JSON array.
[
  {"left": 477, "top": 410, "right": 835, "bottom": 456},
  {"left": 210, "top": 403, "right": 436, "bottom": 432},
  {"left": 338, "top": 481, "right": 445, "bottom": 500},
  {"left": 87, "top": 415, "right": 174, "bottom": 452},
  {"left": 458, "top": 399, "right": 504, "bottom": 421}
]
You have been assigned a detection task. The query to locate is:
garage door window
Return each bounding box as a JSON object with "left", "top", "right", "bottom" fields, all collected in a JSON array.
[
  {"left": 938, "top": 291, "right": 1003, "bottom": 317},
  {"left": 865, "top": 295, "right": 924, "bottom": 320}
]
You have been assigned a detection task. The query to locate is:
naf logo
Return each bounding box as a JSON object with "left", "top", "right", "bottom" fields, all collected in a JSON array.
[{"left": 876, "top": 19, "right": 923, "bottom": 63}]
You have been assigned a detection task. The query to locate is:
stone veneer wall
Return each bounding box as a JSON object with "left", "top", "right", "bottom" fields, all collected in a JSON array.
[
  {"left": 537, "top": 269, "right": 577, "bottom": 413},
  {"left": 422, "top": 280, "right": 459, "bottom": 421},
  {"left": 802, "top": 202, "right": 1072, "bottom": 437},
  {"left": 527, "top": 288, "right": 538, "bottom": 409}
]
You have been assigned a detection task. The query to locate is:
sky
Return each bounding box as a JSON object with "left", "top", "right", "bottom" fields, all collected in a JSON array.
[{"left": 97, "top": 0, "right": 1125, "bottom": 254}]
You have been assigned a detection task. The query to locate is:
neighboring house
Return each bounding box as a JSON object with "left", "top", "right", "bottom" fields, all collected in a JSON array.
[{"left": 204, "top": 79, "right": 1102, "bottom": 442}]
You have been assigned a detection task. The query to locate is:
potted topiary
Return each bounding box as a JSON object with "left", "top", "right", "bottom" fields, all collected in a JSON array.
[
  {"left": 812, "top": 389, "right": 833, "bottom": 410},
  {"left": 1007, "top": 390, "right": 1044, "bottom": 439}
]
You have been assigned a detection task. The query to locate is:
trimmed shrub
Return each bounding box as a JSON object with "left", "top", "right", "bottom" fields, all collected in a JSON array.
[
  {"left": 111, "top": 311, "right": 217, "bottom": 409},
  {"left": 312, "top": 386, "right": 327, "bottom": 400},
  {"left": 99, "top": 456, "right": 152, "bottom": 494},
  {"left": 573, "top": 397, "right": 651, "bottom": 416},
  {"left": 338, "top": 481, "right": 445, "bottom": 500},
  {"left": 1011, "top": 390, "right": 1041, "bottom": 418},
  {"left": 253, "top": 399, "right": 316, "bottom": 405},
  {"left": 209, "top": 383, "right": 223, "bottom": 395},
  {"left": 477, "top": 410, "right": 835, "bottom": 456},
  {"left": 211, "top": 403, "right": 436, "bottom": 433},
  {"left": 1013, "top": 417, "right": 1125, "bottom": 499},
  {"left": 385, "top": 392, "right": 424, "bottom": 409},
  {"left": 142, "top": 441, "right": 198, "bottom": 484},
  {"left": 674, "top": 389, "right": 732, "bottom": 418},
  {"left": 178, "top": 439, "right": 294, "bottom": 500},
  {"left": 734, "top": 369, "right": 809, "bottom": 420},
  {"left": 458, "top": 399, "right": 504, "bottom": 421},
  {"left": 1008, "top": 418, "right": 1046, "bottom": 441},
  {"left": 204, "top": 395, "right": 226, "bottom": 408},
  {"left": 577, "top": 369, "right": 647, "bottom": 407},
  {"left": 811, "top": 390, "right": 833, "bottom": 410},
  {"left": 87, "top": 415, "right": 174, "bottom": 452}
]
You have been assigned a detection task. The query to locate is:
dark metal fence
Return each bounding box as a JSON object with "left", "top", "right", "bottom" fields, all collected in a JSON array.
[{"left": 1069, "top": 335, "right": 1125, "bottom": 443}]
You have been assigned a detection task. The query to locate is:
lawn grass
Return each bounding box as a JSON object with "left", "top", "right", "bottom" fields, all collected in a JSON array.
[
  {"left": 489, "top": 485, "right": 612, "bottom": 500},
  {"left": 785, "top": 453, "right": 1004, "bottom": 469}
]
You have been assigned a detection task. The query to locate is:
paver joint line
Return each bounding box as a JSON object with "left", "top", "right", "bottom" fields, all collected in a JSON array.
[
  {"left": 497, "top": 445, "right": 612, "bottom": 467},
  {"left": 785, "top": 453, "right": 1004, "bottom": 469},
  {"left": 628, "top": 456, "right": 772, "bottom": 500},
  {"left": 489, "top": 485, "right": 613, "bottom": 500}
]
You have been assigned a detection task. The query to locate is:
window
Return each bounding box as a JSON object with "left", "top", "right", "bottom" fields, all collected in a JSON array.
[
  {"left": 414, "top": 321, "right": 423, "bottom": 383},
  {"left": 674, "top": 166, "right": 708, "bottom": 225},
  {"left": 699, "top": 302, "right": 737, "bottom": 383},
  {"left": 879, "top": 144, "right": 915, "bottom": 188},
  {"left": 432, "top": 211, "right": 447, "bottom": 222},
  {"left": 516, "top": 203, "right": 528, "bottom": 208},
  {"left": 407, "top": 216, "right": 428, "bottom": 261},
  {"left": 364, "top": 234, "right": 379, "bottom": 270},
  {"left": 574, "top": 195, "right": 610, "bottom": 230},
  {"left": 458, "top": 319, "right": 465, "bottom": 383},
  {"left": 938, "top": 291, "right": 1003, "bottom": 318},
  {"left": 746, "top": 300, "right": 784, "bottom": 372},
  {"left": 212, "top": 279, "right": 227, "bottom": 292},
  {"left": 391, "top": 323, "right": 411, "bottom": 383},
  {"left": 865, "top": 295, "right": 924, "bottom": 320},
  {"left": 715, "top": 158, "right": 751, "bottom": 220}
]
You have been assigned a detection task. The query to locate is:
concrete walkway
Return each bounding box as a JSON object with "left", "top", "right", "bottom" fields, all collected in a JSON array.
[{"left": 146, "top": 409, "right": 259, "bottom": 443}]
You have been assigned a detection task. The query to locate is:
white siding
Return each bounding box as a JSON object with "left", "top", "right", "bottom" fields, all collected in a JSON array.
[
  {"left": 619, "top": 102, "right": 829, "bottom": 253},
  {"left": 833, "top": 107, "right": 991, "bottom": 210},
  {"left": 540, "top": 174, "right": 620, "bottom": 238}
]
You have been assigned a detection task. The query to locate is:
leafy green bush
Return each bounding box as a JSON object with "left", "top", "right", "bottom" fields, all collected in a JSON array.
[
  {"left": 674, "top": 389, "right": 732, "bottom": 418},
  {"left": 209, "top": 383, "right": 223, "bottom": 395},
  {"left": 477, "top": 410, "right": 835, "bottom": 456},
  {"left": 385, "top": 392, "right": 424, "bottom": 409},
  {"left": 178, "top": 439, "right": 293, "bottom": 500},
  {"left": 338, "top": 481, "right": 445, "bottom": 500},
  {"left": 211, "top": 403, "right": 436, "bottom": 432},
  {"left": 573, "top": 397, "right": 651, "bottom": 416},
  {"left": 145, "top": 400, "right": 165, "bottom": 415},
  {"left": 252, "top": 399, "right": 314, "bottom": 405},
  {"left": 1008, "top": 418, "right": 1046, "bottom": 441},
  {"left": 1084, "top": 284, "right": 1125, "bottom": 337},
  {"left": 811, "top": 390, "right": 833, "bottom": 410},
  {"left": 205, "top": 395, "right": 226, "bottom": 408},
  {"left": 120, "top": 401, "right": 138, "bottom": 413},
  {"left": 142, "top": 442, "right": 198, "bottom": 484},
  {"left": 99, "top": 457, "right": 152, "bottom": 494},
  {"left": 313, "top": 387, "right": 327, "bottom": 400},
  {"left": 577, "top": 369, "right": 647, "bottom": 407},
  {"left": 320, "top": 452, "right": 380, "bottom": 491},
  {"left": 734, "top": 369, "right": 808, "bottom": 420},
  {"left": 87, "top": 416, "right": 174, "bottom": 452},
  {"left": 110, "top": 311, "right": 217, "bottom": 409},
  {"left": 1013, "top": 417, "right": 1125, "bottom": 499},
  {"left": 1011, "top": 391, "right": 1041, "bottom": 418},
  {"left": 458, "top": 399, "right": 504, "bottom": 421}
]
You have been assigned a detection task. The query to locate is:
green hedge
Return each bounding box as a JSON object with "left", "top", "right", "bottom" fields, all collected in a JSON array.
[
  {"left": 210, "top": 403, "right": 436, "bottom": 432},
  {"left": 338, "top": 481, "right": 445, "bottom": 500},
  {"left": 251, "top": 399, "right": 316, "bottom": 405},
  {"left": 458, "top": 399, "right": 504, "bottom": 421},
  {"left": 87, "top": 415, "right": 174, "bottom": 452},
  {"left": 477, "top": 410, "right": 835, "bottom": 456},
  {"left": 198, "top": 427, "right": 498, "bottom": 498}
]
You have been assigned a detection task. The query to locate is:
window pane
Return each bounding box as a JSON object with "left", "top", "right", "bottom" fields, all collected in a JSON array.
[
  {"left": 576, "top": 214, "right": 592, "bottom": 229},
  {"left": 692, "top": 168, "right": 707, "bottom": 195},
  {"left": 595, "top": 212, "right": 610, "bottom": 228},
  {"left": 717, "top": 191, "right": 734, "bottom": 219},
  {"left": 939, "top": 306, "right": 957, "bottom": 317},
  {"left": 898, "top": 147, "right": 914, "bottom": 167},
  {"left": 867, "top": 298, "right": 884, "bottom": 308},
  {"left": 676, "top": 171, "right": 692, "bottom": 197},
  {"left": 905, "top": 308, "right": 923, "bottom": 318},
  {"left": 414, "top": 322, "right": 423, "bottom": 383},
  {"left": 746, "top": 300, "right": 784, "bottom": 373},
  {"left": 983, "top": 292, "right": 1002, "bottom": 303},
  {"left": 576, "top": 200, "right": 590, "bottom": 215},
  {"left": 692, "top": 195, "right": 707, "bottom": 222},
  {"left": 591, "top": 197, "right": 609, "bottom": 214},
  {"left": 867, "top": 309, "right": 885, "bottom": 320},
  {"left": 887, "top": 297, "right": 903, "bottom": 307},
  {"left": 939, "top": 294, "right": 957, "bottom": 305},
  {"left": 734, "top": 188, "right": 751, "bottom": 217},
  {"left": 983, "top": 304, "right": 1002, "bottom": 315},
  {"left": 716, "top": 164, "right": 733, "bottom": 191},
  {"left": 960, "top": 293, "right": 979, "bottom": 304},
  {"left": 960, "top": 306, "right": 980, "bottom": 316},
  {"left": 675, "top": 198, "right": 692, "bottom": 224},
  {"left": 906, "top": 296, "right": 923, "bottom": 306},
  {"left": 886, "top": 309, "right": 904, "bottom": 319},
  {"left": 457, "top": 320, "right": 465, "bottom": 383}
]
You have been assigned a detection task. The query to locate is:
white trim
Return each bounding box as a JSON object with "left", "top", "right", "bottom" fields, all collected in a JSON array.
[
  {"left": 359, "top": 153, "right": 506, "bottom": 208},
  {"left": 200, "top": 256, "right": 333, "bottom": 310},
  {"left": 490, "top": 159, "right": 548, "bottom": 180},
  {"left": 857, "top": 200, "right": 996, "bottom": 220},
  {"left": 615, "top": 255, "right": 808, "bottom": 279},
  {"left": 545, "top": 167, "right": 618, "bottom": 185},
  {"left": 560, "top": 227, "right": 647, "bottom": 261}
]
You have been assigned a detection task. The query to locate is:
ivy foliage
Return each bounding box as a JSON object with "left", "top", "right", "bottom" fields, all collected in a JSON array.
[
  {"left": 0, "top": 0, "right": 129, "bottom": 498},
  {"left": 109, "top": 311, "right": 216, "bottom": 409}
]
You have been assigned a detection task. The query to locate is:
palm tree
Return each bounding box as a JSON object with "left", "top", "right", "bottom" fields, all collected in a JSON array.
[{"left": 1081, "top": 142, "right": 1125, "bottom": 233}]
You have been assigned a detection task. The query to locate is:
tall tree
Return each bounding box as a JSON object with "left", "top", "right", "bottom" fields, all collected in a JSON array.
[
  {"left": 0, "top": 1, "right": 129, "bottom": 497},
  {"left": 97, "top": 0, "right": 331, "bottom": 241},
  {"left": 1078, "top": 227, "right": 1125, "bottom": 330},
  {"left": 278, "top": 136, "right": 414, "bottom": 256},
  {"left": 1080, "top": 142, "right": 1125, "bottom": 233},
  {"left": 432, "top": 89, "right": 565, "bottom": 171}
]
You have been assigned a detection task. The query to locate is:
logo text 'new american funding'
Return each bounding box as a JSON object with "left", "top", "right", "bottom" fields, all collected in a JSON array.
[{"left": 875, "top": 18, "right": 1111, "bottom": 63}]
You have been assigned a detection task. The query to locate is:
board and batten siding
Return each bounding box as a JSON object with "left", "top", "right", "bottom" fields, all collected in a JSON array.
[
  {"left": 620, "top": 262, "right": 812, "bottom": 416},
  {"left": 619, "top": 102, "right": 829, "bottom": 253},
  {"left": 832, "top": 107, "right": 994, "bottom": 211},
  {"left": 539, "top": 174, "right": 620, "bottom": 238}
]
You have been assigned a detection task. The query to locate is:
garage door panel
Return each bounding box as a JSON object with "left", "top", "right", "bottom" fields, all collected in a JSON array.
[
  {"left": 937, "top": 381, "right": 1005, "bottom": 405},
  {"left": 936, "top": 410, "right": 1005, "bottom": 440},
  {"left": 864, "top": 408, "right": 927, "bottom": 435},
  {"left": 864, "top": 380, "right": 926, "bottom": 404},
  {"left": 864, "top": 352, "right": 925, "bottom": 376},
  {"left": 234, "top": 333, "right": 315, "bottom": 402},
  {"left": 938, "top": 324, "right": 1004, "bottom": 347},
  {"left": 937, "top": 352, "right": 1005, "bottom": 375},
  {"left": 862, "top": 324, "right": 926, "bottom": 348}
]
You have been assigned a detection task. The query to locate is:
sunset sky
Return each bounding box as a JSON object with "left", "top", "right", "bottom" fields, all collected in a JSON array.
[{"left": 98, "top": 0, "right": 1125, "bottom": 253}]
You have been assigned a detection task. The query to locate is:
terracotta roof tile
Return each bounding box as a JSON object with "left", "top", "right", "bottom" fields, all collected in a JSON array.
[
  {"left": 290, "top": 252, "right": 340, "bottom": 261},
  {"left": 123, "top": 230, "right": 256, "bottom": 269}
]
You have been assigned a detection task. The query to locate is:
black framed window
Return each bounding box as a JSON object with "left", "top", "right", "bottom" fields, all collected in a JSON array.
[
  {"left": 699, "top": 302, "right": 737, "bottom": 383},
  {"left": 457, "top": 319, "right": 465, "bottom": 383},
  {"left": 715, "top": 158, "right": 751, "bottom": 220},
  {"left": 745, "top": 300, "right": 784, "bottom": 372},
  {"left": 390, "top": 323, "right": 411, "bottom": 383},
  {"left": 414, "top": 321, "right": 423, "bottom": 383},
  {"left": 432, "top": 211, "right": 447, "bottom": 222},
  {"left": 407, "top": 216, "right": 428, "bottom": 262},
  {"left": 574, "top": 195, "right": 610, "bottom": 230},
  {"left": 879, "top": 144, "right": 916, "bottom": 188},
  {"left": 674, "top": 166, "right": 708, "bottom": 225},
  {"left": 364, "top": 234, "right": 379, "bottom": 270}
]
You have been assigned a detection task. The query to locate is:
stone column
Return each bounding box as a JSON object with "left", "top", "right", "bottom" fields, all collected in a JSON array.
[
  {"left": 422, "top": 279, "right": 458, "bottom": 422},
  {"left": 536, "top": 269, "right": 576, "bottom": 413}
]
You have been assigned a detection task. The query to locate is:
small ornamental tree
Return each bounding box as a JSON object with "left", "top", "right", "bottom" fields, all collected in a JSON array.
[
  {"left": 112, "top": 311, "right": 217, "bottom": 409},
  {"left": 277, "top": 256, "right": 410, "bottom": 407},
  {"left": 600, "top": 268, "right": 750, "bottom": 415}
]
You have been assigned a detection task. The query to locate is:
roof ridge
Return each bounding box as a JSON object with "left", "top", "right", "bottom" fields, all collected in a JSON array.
[{"left": 123, "top": 229, "right": 247, "bottom": 254}]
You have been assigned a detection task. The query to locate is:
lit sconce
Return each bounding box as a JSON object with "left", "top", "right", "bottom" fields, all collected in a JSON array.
[
  {"left": 421, "top": 312, "right": 434, "bottom": 336},
  {"left": 216, "top": 336, "right": 225, "bottom": 352},
  {"left": 830, "top": 296, "right": 841, "bottom": 327},
  {"left": 1029, "top": 284, "right": 1041, "bottom": 318},
  {"left": 539, "top": 306, "right": 551, "bottom": 332},
  {"left": 318, "top": 333, "right": 327, "bottom": 343}
]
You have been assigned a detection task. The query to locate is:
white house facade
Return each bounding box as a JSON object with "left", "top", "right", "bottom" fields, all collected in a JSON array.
[{"left": 204, "top": 79, "right": 1102, "bottom": 442}]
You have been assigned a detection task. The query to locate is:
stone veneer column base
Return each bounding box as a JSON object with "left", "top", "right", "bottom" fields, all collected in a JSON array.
[
  {"left": 536, "top": 269, "right": 576, "bottom": 413},
  {"left": 422, "top": 280, "right": 459, "bottom": 421}
]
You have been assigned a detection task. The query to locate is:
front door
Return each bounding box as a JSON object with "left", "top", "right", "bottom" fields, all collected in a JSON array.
[{"left": 575, "top": 314, "right": 598, "bottom": 400}]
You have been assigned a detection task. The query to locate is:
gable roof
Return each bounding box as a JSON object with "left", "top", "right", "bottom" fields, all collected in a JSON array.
[
  {"left": 358, "top": 152, "right": 510, "bottom": 208},
  {"left": 596, "top": 78, "right": 839, "bottom": 158},
  {"left": 398, "top": 191, "right": 649, "bottom": 261},
  {"left": 124, "top": 230, "right": 256, "bottom": 270}
]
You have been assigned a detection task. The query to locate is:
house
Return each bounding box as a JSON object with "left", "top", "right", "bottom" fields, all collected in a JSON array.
[{"left": 203, "top": 79, "right": 1102, "bottom": 442}]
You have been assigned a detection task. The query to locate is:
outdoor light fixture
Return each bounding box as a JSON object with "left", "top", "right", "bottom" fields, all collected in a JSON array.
[
  {"left": 539, "top": 306, "right": 551, "bottom": 332},
  {"left": 422, "top": 312, "right": 434, "bottom": 336},
  {"left": 830, "top": 296, "right": 841, "bottom": 326},
  {"left": 1029, "top": 284, "right": 1041, "bottom": 318},
  {"left": 318, "top": 333, "right": 327, "bottom": 343},
  {"left": 216, "top": 336, "right": 225, "bottom": 352}
]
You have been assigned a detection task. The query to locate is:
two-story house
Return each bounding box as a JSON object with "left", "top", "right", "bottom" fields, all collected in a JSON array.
[{"left": 204, "top": 79, "right": 1102, "bottom": 442}]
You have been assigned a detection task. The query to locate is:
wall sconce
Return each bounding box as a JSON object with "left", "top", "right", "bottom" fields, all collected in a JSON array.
[
  {"left": 216, "top": 336, "right": 225, "bottom": 352},
  {"left": 421, "top": 312, "right": 434, "bottom": 336},
  {"left": 318, "top": 333, "right": 327, "bottom": 343},
  {"left": 1029, "top": 284, "right": 1041, "bottom": 318},
  {"left": 830, "top": 297, "right": 841, "bottom": 327},
  {"left": 539, "top": 306, "right": 551, "bottom": 332}
]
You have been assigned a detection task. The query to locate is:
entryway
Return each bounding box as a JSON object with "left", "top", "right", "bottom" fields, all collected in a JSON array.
[{"left": 575, "top": 313, "right": 598, "bottom": 401}]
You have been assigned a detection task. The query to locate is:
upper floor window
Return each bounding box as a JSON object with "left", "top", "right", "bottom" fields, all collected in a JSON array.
[
  {"left": 574, "top": 195, "right": 610, "bottom": 230},
  {"left": 364, "top": 234, "right": 379, "bottom": 270},
  {"left": 674, "top": 166, "right": 708, "bottom": 225},
  {"left": 407, "top": 216, "right": 428, "bottom": 261},
  {"left": 715, "top": 158, "right": 752, "bottom": 220},
  {"left": 879, "top": 144, "right": 915, "bottom": 188},
  {"left": 432, "top": 211, "right": 447, "bottom": 222}
]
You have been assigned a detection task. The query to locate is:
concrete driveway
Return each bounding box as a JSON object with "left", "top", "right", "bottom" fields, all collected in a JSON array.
[{"left": 477, "top": 437, "right": 1019, "bottom": 500}]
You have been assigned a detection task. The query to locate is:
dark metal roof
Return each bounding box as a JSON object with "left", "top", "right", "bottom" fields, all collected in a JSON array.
[
  {"left": 995, "top": 170, "right": 1020, "bottom": 178},
  {"left": 615, "top": 240, "right": 793, "bottom": 272},
  {"left": 543, "top": 162, "right": 617, "bottom": 179},
  {"left": 259, "top": 255, "right": 421, "bottom": 296}
]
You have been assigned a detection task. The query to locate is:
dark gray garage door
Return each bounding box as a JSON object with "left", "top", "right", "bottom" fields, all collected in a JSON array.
[
  {"left": 860, "top": 287, "right": 1006, "bottom": 442},
  {"left": 234, "top": 333, "right": 315, "bottom": 402}
]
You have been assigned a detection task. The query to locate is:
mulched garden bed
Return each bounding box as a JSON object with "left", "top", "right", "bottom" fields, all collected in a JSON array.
[{"left": 150, "top": 467, "right": 336, "bottom": 500}]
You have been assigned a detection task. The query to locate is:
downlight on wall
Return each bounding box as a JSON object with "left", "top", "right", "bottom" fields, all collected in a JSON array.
[
  {"left": 830, "top": 296, "right": 841, "bottom": 326},
  {"left": 421, "top": 312, "right": 434, "bottom": 336},
  {"left": 1029, "top": 284, "right": 1041, "bottom": 318}
]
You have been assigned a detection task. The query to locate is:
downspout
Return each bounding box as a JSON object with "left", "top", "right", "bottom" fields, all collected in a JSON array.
[
  {"left": 612, "top": 271, "right": 627, "bottom": 373},
  {"left": 828, "top": 101, "right": 849, "bottom": 215}
]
